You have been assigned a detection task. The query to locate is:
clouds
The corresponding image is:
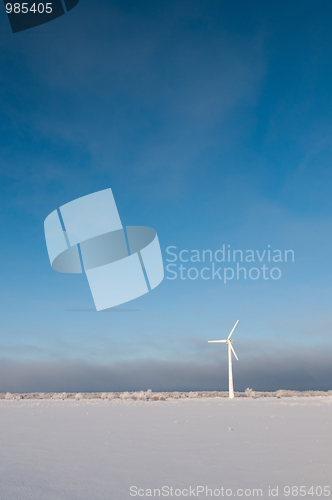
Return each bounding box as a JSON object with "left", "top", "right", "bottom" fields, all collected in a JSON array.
[
  {"left": 0, "top": 0, "right": 266, "bottom": 201},
  {"left": 1, "top": 344, "right": 331, "bottom": 393}
]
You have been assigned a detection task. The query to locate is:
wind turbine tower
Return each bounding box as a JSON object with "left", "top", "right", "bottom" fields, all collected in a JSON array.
[{"left": 208, "top": 320, "right": 239, "bottom": 399}]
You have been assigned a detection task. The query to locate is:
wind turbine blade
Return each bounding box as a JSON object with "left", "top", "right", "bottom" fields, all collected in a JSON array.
[
  {"left": 227, "top": 320, "right": 239, "bottom": 339},
  {"left": 230, "top": 344, "right": 239, "bottom": 360},
  {"left": 208, "top": 340, "right": 227, "bottom": 343}
]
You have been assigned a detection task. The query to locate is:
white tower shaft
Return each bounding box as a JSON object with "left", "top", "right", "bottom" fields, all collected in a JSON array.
[{"left": 228, "top": 342, "right": 234, "bottom": 399}]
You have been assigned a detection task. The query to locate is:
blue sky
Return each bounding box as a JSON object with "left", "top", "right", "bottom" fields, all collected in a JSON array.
[{"left": 1, "top": 0, "right": 332, "bottom": 392}]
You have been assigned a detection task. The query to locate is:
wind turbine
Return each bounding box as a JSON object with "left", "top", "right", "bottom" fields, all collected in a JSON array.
[{"left": 208, "top": 320, "right": 239, "bottom": 399}]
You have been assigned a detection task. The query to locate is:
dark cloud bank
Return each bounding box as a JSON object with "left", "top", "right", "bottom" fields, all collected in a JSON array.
[{"left": 0, "top": 354, "right": 331, "bottom": 393}]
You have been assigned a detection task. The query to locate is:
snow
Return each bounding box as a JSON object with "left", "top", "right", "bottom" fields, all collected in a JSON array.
[{"left": 0, "top": 396, "right": 331, "bottom": 499}]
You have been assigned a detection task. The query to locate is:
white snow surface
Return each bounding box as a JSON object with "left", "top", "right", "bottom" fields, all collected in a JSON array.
[{"left": 0, "top": 396, "right": 331, "bottom": 500}]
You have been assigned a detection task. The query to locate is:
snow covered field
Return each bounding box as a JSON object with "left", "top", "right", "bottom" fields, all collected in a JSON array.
[{"left": 0, "top": 396, "right": 331, "bottom": 500}]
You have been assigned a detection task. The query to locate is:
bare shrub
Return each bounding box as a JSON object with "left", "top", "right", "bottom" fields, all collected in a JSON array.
[{"left": 245, "top": 388, "right": 256, "bottom": 398}]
